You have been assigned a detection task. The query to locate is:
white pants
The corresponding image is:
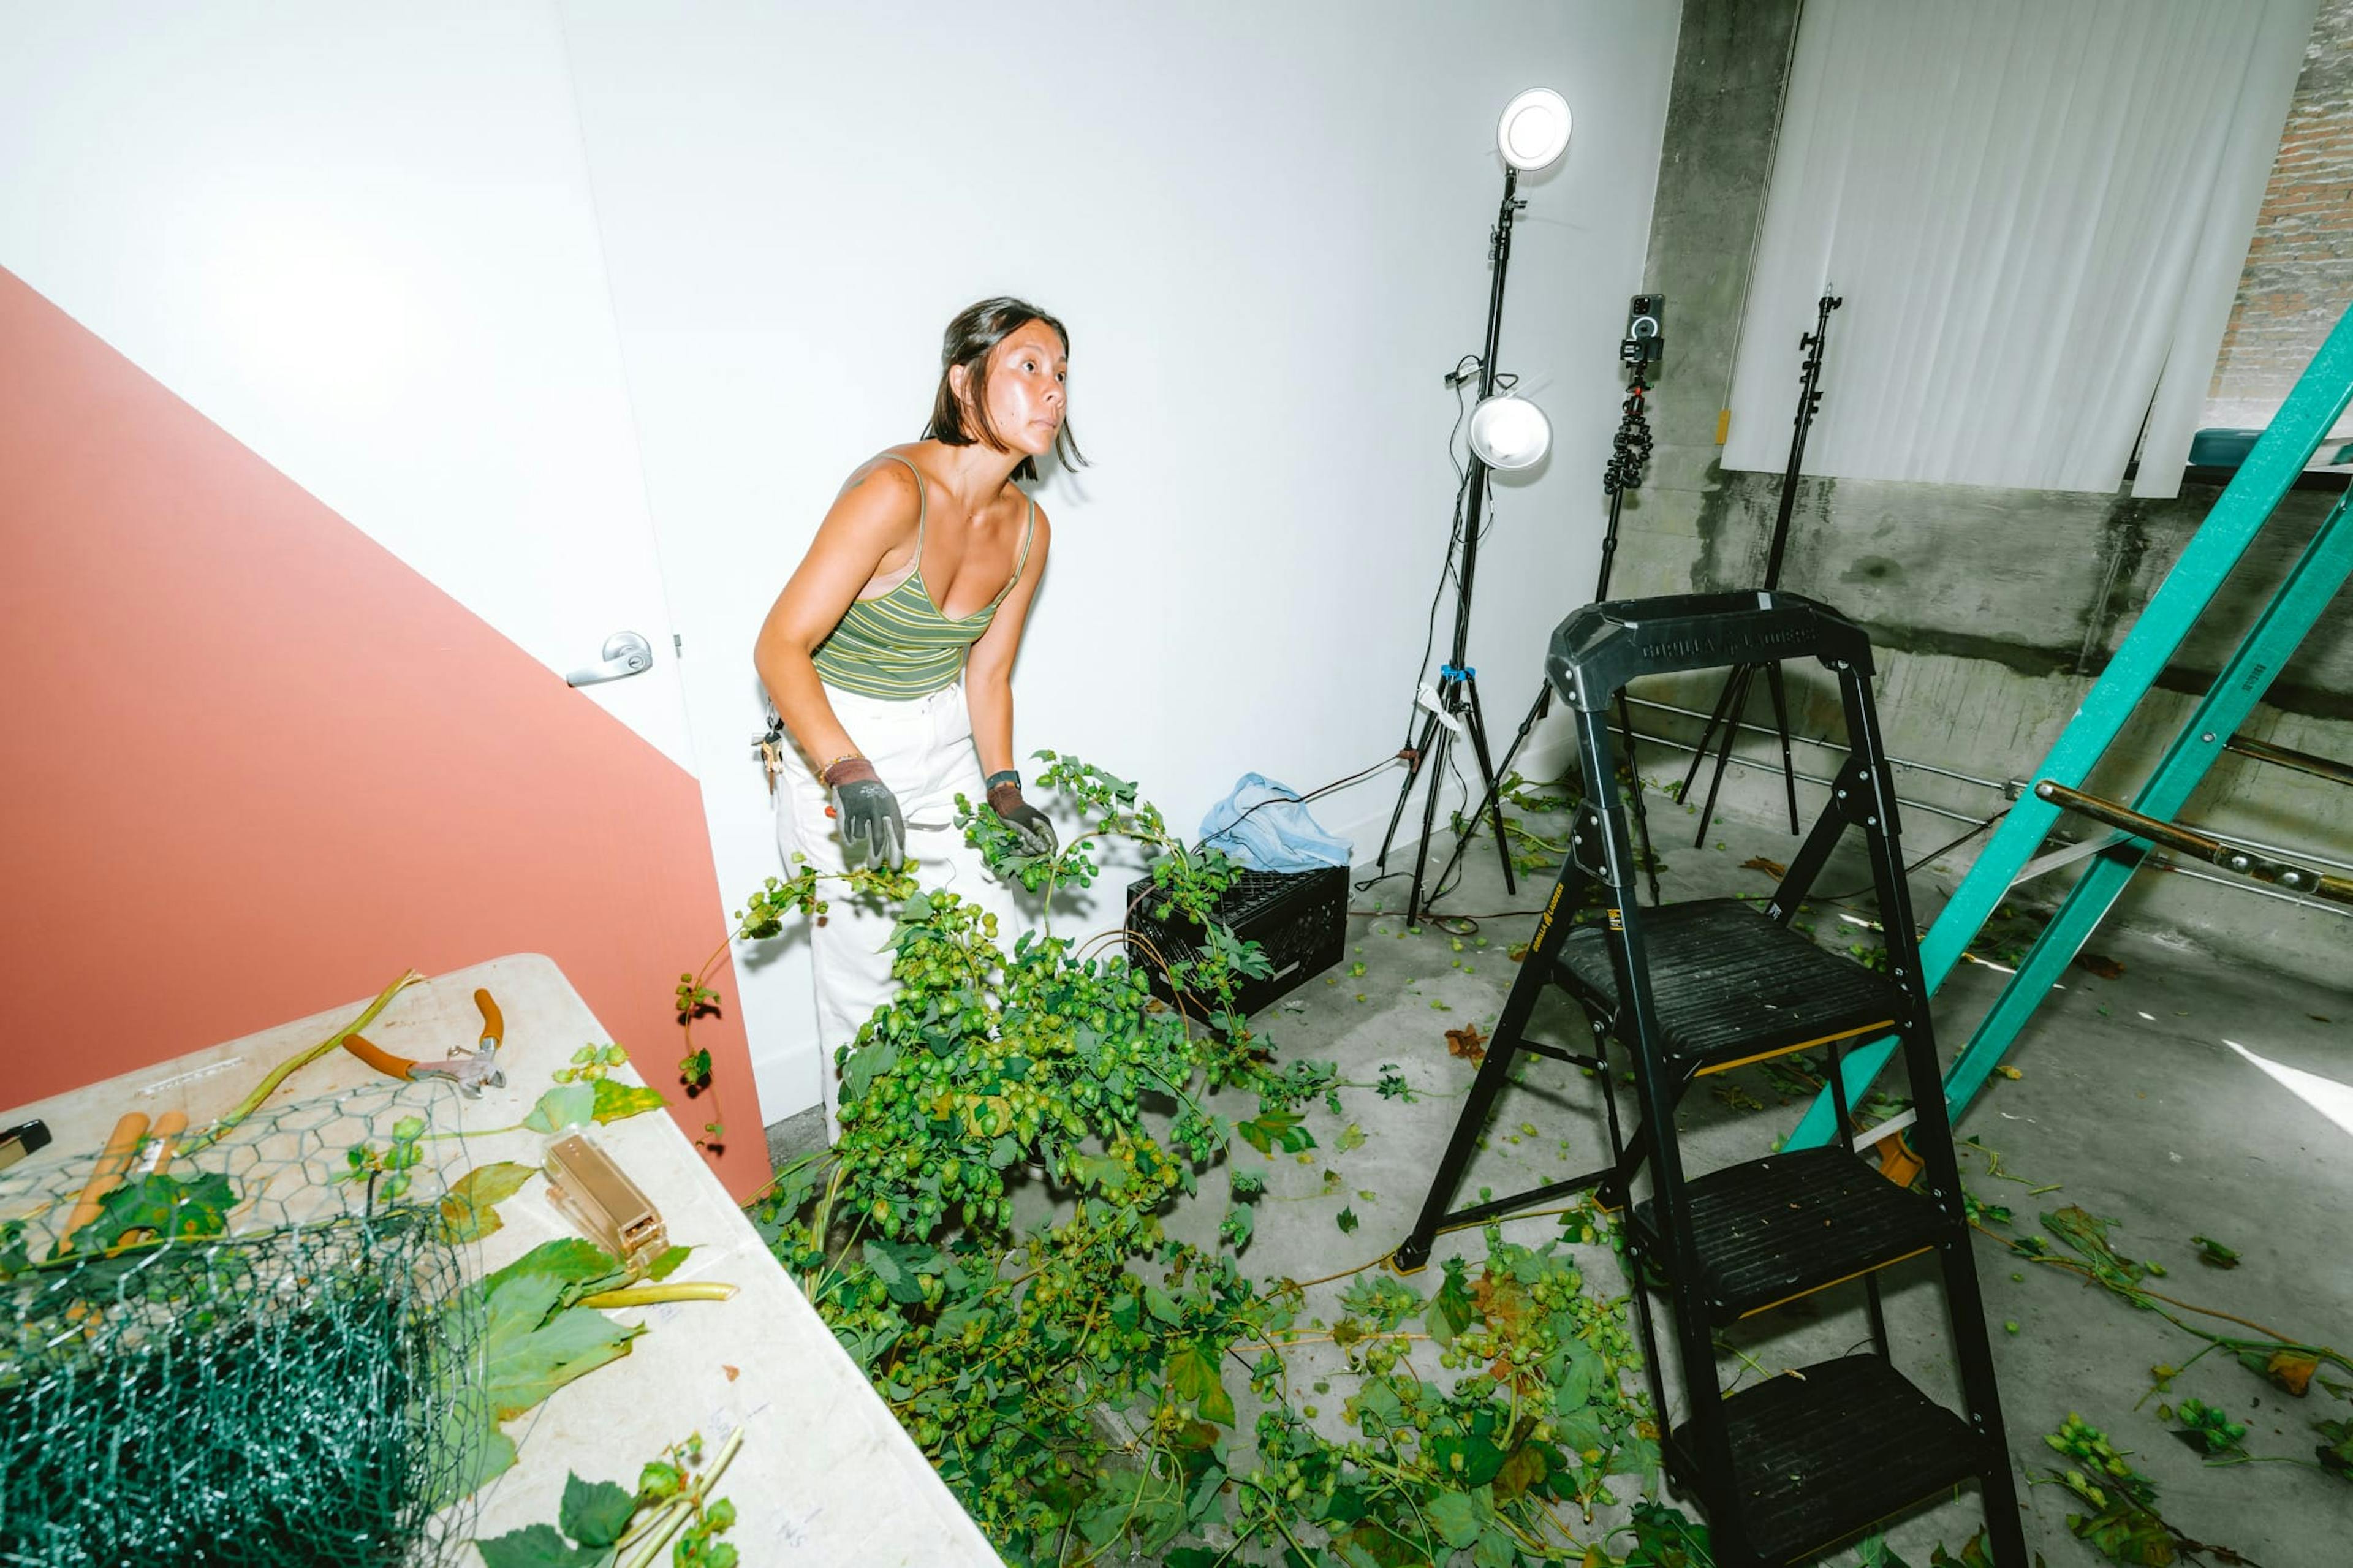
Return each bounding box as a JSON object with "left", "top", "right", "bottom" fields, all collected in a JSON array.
[{"left": 773, "top": 679, "right": 1020, "bottom": 1140}]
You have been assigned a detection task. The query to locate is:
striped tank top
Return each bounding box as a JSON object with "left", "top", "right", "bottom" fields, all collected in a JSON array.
[{"left": 810, "top": 453, "right": 1037, "bottom": 700}]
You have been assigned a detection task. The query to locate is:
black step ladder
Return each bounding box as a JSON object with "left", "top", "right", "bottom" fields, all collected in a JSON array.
[{"left": 1392, "top": 591, "right": 2026, "bottom": 1568}]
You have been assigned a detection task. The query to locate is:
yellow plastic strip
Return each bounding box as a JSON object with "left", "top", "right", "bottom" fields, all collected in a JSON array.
[
  {"left": 1734, "top": 1243, "right": 1934, "bottom": 1320},
  {"left": 1690, "top": 1017, "right": 1896, "bottom": 1078}
]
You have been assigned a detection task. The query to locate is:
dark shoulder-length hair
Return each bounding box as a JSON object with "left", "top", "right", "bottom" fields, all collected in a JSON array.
[{"left": 923, "top": 297, "right": 1088, "bottom": 483}]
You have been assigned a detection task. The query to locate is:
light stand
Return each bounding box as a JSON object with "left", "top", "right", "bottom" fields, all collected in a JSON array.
[
  {"left": 1373, "top": 89, "right": 1571, "bottom": 927},
  {"left": 1674, "top": 290, "right": 1843, "bottom": 844},
  {"left": 1374, "top": 165, "right": 1529, "bottom": 925},
  {"left": 1439, "top": 297, "right": 1665, "bottom": 906}
]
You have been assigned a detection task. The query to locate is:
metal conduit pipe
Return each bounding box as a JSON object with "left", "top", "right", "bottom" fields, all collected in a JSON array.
[
  {"left": 2151, "top": 857, "right": 2353, "bottom": 918},
  {"left": 1623, "top": 728, "right": 1988, "bottom": 827},
  {"left": 1624, "top": 695, "right": 2353, "bottom": 876},
  {"left": 1622, "top": 729, "right": 2351, "bottom": 918},
  {"left": 1623, "top": 692, "right": 2012, "bottom": 792}
]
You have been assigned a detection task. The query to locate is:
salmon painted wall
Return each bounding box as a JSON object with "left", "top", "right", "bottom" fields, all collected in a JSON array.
[{"left": 0, "top": 268, "right": 770, "bottom": 1199}]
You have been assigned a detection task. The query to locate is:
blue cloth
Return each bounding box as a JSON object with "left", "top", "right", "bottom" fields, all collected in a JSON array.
[{"left": 1199, "top": 773, "right": 1352, "bottom": 872}]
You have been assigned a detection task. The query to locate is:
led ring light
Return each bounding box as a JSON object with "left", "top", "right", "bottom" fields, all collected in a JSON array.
[{"left": 1496, "top": 88, "right": 1571, "bottom": 173}]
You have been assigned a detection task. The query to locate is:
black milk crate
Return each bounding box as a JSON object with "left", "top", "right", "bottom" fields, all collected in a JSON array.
[{"left": 1124, "top": 865, "right": 1349, "bottom": 1017}]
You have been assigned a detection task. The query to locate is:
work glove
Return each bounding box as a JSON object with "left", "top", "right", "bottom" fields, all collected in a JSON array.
[
  {"left": 986, "top": 770, "right": 1058, "bottom": 858},
  {"left": 822, "top": 756, "right": 905, "bottom": 869}
]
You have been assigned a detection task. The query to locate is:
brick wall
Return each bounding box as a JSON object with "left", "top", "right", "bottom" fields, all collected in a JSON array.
[{"left": 2204, "top": 0, "right": 2353, "bottom": 431}]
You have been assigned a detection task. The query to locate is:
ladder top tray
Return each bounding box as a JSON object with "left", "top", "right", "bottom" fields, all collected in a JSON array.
[{"left": 1547, "top": 591, "right": 1873, "bottom": 711}]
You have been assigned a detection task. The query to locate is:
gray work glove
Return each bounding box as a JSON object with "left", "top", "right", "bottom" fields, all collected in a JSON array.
[
  {"left": 823, "top": 756, "right": 905, "bottom": 868},
  {"left": 986, "top": 770, "right": 1058, "bottom": 858}
]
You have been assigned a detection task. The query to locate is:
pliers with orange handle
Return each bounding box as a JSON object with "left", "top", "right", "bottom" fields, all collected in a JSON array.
[{"left": 342, "top": 988, "right": 508, "bottom": 1097}]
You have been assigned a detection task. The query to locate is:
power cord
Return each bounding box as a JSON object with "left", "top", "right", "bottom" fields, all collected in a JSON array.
[
  {"left": 1194, "top": 752, "right": 1411, "bottom": 859},
  {"left": 1808, "top": 808, "right": 2009, "bottom": 904}
]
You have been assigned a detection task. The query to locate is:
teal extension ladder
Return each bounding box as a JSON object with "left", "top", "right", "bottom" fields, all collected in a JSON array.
[{"left": 1789, "top": 301, "right": 2353, "bottom": 1151}]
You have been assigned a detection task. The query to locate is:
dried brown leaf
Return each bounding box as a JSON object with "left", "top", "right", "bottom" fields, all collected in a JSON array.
[
  {"left": 2077, "top": 952, "right": 2126, "bottom": 980},
  {"left": 1446, "top": 1025, "right": 1487, "bottom": 1062},
  {"left": 1740, "top": 856, "right": 1787, "bottom": 879}
]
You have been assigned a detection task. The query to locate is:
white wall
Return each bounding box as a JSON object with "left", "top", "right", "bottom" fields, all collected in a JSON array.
[
  {"left": 0, "top": 1, "right": 696, "bottom": 768},
  {"left": 558, "top": 1, "right": 1681, "bottom": 1118}
]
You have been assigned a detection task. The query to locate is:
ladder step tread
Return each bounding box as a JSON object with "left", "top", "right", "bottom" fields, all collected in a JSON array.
[
  {"left": 1672, "top": 1355, "right": 1982, "bottom": 1565},
  {"left": 1556, "top": 900, "right": 1903, "bottom": 1070},
  {"left": 1631, "top": 1147, "right": 1947, "bottom": 1321}
]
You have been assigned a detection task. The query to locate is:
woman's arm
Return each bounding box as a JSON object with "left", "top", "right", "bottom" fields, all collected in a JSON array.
[
  {"left": 754, "top": 460, "right": 922, "bottom": 766},
  {"left": 963, "top": 504, "right": 1053, "bottom": 777}
]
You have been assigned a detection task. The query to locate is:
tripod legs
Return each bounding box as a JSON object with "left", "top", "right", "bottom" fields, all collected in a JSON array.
[
  {"left": 1675, "top": 665, "right": 1748, "bottom": 806},
  {"left": 1614, "top": 689, "right": 1662, "bottom": 904},
  {"left": 1377, "top": 705, "right": 1444, "bottom": 883},
  {"left": 1688, "top": 664, "right": 1754, "bottom": 849},
  {"left": 1762, "top": 662, "right": 1801, "bottom": 832},
  {"left": 1673, "top": 660, "right": 1803, "bottom": 846},
  {"left": 1463, "top": 678, "right": 1517, "bottom": 896},
  {"left": 1437, "top": 682, "right": 1664, "bottom": 909},
  {"left": 1376, "top": 672, "right": 1517, "bottom": 925}
]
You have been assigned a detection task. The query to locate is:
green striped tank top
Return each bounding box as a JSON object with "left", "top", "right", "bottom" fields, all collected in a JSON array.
[{"left": 810, "top": 453, "right": 1037, "bottom": 699}]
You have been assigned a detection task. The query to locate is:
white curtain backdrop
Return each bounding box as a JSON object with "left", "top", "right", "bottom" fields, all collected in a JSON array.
[{"left": 1722, "top": 0, "right": 2314, "bottom": 498}]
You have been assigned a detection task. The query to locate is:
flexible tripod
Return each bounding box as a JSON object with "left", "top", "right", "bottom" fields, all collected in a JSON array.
[
  {"left": 1439, "top": 339, "right": 1663, "bottom": 906},
  {"left": 1674, "top": 291, "right": 1842, "bottom": 844},
  {"left": 1374, "top": 168, "right": 1531, "bottom": 925}
]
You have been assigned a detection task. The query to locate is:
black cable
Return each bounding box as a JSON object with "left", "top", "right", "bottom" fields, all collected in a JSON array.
[
  {"left": 1402, "top": 381, "right": 1482, "bottom": 751},
  {"left": 1808, "top": 808, "right": 2010, "bottom": 904},
  {"left": 1403, "top": 466, "right": 1474, "bottom": 752},
  {"left": 1194, "top": 752, "right": 1407, "bottom": 858},
  {"left": 1422, "top": 739, "right": 1477, "bottom": 906}
]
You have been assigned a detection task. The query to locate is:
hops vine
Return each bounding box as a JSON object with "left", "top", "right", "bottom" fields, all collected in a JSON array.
[{"left": 748, "top": 754, "right": 1667, "bottom": 1566}]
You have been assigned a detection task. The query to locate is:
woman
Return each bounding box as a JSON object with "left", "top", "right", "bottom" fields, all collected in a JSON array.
[{"left": 756, "top": 297, "right": 1080, "bottom": 1137}]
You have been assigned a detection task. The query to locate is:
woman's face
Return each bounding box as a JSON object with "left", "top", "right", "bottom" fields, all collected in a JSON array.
[{"left": 969, "top": 319, "right": 1067, "bottom": 458}]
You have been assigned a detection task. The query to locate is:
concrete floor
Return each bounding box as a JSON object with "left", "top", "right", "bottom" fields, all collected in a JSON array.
[{"left": 766, "top": 785, "right": 2351, "bottom": 1566}]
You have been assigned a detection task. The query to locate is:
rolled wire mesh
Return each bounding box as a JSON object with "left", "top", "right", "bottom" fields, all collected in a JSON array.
[{"left": 0, "top": 1081, "right": 487, "bottom": 1567}]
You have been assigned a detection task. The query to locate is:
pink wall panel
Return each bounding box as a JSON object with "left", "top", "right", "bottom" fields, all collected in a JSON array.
[{"left": 0, "top": 267, "right": 771, "bottom": 1199}]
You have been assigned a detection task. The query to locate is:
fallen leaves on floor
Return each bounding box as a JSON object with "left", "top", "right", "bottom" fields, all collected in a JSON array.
[
  {"left": 1445, "top": 1024, "right": 1487, "bottom": 1063},
  {"left": 2045, "top": 1205, "right": 2150, "bottom": 1292},
  {"left": 1739, "top": 855, "right": 1787, "bottom": 878},
  {"left": 2316, "top": 1417, "right": 2353, "bottom": 1477},
  {"left": 2077, "top": 952, "right": 2127, "bottom": 980},
  {"left": 2191, "top": 1234, "right": 2241, "bottom": 1269}
]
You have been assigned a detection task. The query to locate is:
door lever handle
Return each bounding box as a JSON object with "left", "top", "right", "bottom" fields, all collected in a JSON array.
[{"left": 566, "top": 631, "right": 654, "bottom": 688}]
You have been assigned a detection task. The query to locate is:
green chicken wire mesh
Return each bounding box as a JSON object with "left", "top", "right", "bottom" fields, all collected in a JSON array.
[{"left": 0, "top": 1080, "right": 489, "bottom": 1567}]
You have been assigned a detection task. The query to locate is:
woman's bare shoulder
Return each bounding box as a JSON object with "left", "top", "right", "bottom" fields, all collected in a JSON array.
[{"left": 836, "top": 448, "right": 926, "bottom": 507}]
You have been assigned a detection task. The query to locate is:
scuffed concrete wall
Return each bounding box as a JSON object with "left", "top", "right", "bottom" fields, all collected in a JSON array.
[{"left": 1612, "top": 0, "right": 2352, "bottom": 979}]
